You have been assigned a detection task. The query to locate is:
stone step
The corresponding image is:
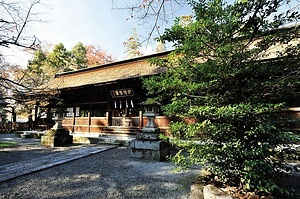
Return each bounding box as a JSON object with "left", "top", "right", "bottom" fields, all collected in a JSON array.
[
  {"left": 14, "top": 130, "right": 46, "bottom": 139},
  {"left": 72, "top": 133, "right": 136, "bottom": 146},
  {"left": 103, "top": 126, "right": 141, "bottom": 135}
]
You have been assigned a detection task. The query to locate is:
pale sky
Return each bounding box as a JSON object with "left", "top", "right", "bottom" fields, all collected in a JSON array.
[
  {"left": 1, "top": 0, "right": 191, "bottom": 66},
  {"left": 2, "top": 0, "right": 298, "bottom": 67}
]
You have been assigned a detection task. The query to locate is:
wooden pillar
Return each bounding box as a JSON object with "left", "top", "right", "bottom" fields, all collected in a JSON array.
[
  {"left": 107, "top": 101, "right": 112, "bottom": 126},
  {"left": 107, "top": 111, "right": 112, "bottom": 126},
  {"left": 72, "top": 113, "right": 75, "bottom": 133},
  {"left": 139, "top": 110, "right": 143, "bottom": 129},
  {"left": 88, "top": 112, "right": 91, "bottom": 133},
  {"left": 34, "top": 102, "right": 39, "bottom": 127},
  {"left": 47, "top": 107, "right": 51, "bottom": 130}
]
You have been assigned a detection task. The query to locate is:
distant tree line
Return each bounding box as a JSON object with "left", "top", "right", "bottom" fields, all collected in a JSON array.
[{"left": 23, "top": 42, "right": 115, "bottom": 89}]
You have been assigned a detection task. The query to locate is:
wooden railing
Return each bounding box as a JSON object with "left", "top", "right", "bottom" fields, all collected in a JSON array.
[
  {"left": 62, "top": 116, "right": 108, "bottom": 134},
  {"left": 62, "top": 115, "right": 170, "bottom": 134}
]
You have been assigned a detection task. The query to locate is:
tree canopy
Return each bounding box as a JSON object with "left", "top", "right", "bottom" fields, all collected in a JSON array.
[
  {"left": 0, "top": 0, "right": 41, "bottom": 106},
  {"left": 23, "top": 42, "right": 116, "bottom": 89},
  {"left": 0, "top": 41, "right": 116, "bottom": 115},
  {"left": 143, "top": 0, "right": 300, "bottom": 196},
  {"left": 85, "top": 45, "right": 115, "bottom": 66}
]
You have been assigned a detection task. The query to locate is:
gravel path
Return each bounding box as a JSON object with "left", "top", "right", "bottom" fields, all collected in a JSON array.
[{"left": 0, "top": 134, "right": 199, "bottom": 199}]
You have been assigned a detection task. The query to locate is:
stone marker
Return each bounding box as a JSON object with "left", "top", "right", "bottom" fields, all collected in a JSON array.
[
  {"left": 41, "top": 117, "right": 72, "bottom": 147},
  {"left": 131, "top": 102, "right": 169, "bottom": 161}
]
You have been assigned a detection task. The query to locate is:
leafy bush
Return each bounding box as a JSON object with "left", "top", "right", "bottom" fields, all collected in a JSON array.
[{"left": 143, "top": 0, "right": 300, "bottom": 195}]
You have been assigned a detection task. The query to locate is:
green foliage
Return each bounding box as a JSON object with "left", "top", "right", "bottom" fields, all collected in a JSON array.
[
  {"left": 143, "top": 0, "right": 300, "bottom": 195},
  {"left": 24, "top": 42, "right": 116, "bottom": 91},
  {"left": 25, "top": 42, "right": 90, "bottom": 89},
  {"left": 25, "top": 43, "right": 72, "bottom": 89},
  {"left": 47, "top": 43, "right": 72, "bottom": 71},
  {"left": 70, "top": 42, "right": 88, "bottom": 69},
  {"left": 0, "top": 141, "right": 17, "bottom": 148}
]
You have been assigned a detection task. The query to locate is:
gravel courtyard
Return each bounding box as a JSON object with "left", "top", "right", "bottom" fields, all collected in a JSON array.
[{"left": 0, "top": 134, "right": 199, "bottom": 199}]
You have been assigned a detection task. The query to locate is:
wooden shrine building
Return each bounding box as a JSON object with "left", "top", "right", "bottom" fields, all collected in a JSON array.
[
  {"left": 36, "top": 48, "right": 300, "bottom": 137},
  {"left": 40, "top": 51, "right": 171, "bottom": 136}
]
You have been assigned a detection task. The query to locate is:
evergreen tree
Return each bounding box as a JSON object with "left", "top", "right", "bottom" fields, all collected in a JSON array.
[
  {"left": 143, "top": 0, "right": 300, "bottom": 196},
  {"left": 70, "top": 42, "right": 88, "bottom": 69},
  {"left": 123, "top": 28, "right": 143, "bottom": 59},
  {"left": 22, "top": 42, "right": 116, "bottom": 90},
  {"left": 47, "top": 43, "right": 71, "bottom": 72},
  {"left": 26, "top": 49, "right": 49, "bottom": 87}
]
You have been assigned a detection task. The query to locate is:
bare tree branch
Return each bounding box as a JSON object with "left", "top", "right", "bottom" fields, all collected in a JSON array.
[
  {"left": 15, "top": 0, "right": 40, "bottom": 44},
  {"left": 0, "top": 0, "right": 42, "bottom": 106},
  {"left": 0, "top": 0, "right": 41, "bottom": 49},
  {"left": 112, "top": 0, "right": 187, "bottom": 44}
]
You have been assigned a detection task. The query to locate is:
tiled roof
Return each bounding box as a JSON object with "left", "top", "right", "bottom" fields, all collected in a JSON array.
[{"left": 43, "top": 52, "right": 169, "bottom": 90}]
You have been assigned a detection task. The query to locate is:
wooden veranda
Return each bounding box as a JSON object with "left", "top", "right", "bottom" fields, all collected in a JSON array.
[{"left": 62, "top": 114, "right": 170, "bottom": 135}]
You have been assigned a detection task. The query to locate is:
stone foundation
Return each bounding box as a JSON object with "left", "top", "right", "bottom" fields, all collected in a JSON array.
[
  {"left": 131, "top": 128, "right": 170, "bottom": 161},
  {"left": 41, "top": 134, "right": 73, "bottom": 147},
  {"left": 130, "top": 139, "right": 169, "bottom": 161}
]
